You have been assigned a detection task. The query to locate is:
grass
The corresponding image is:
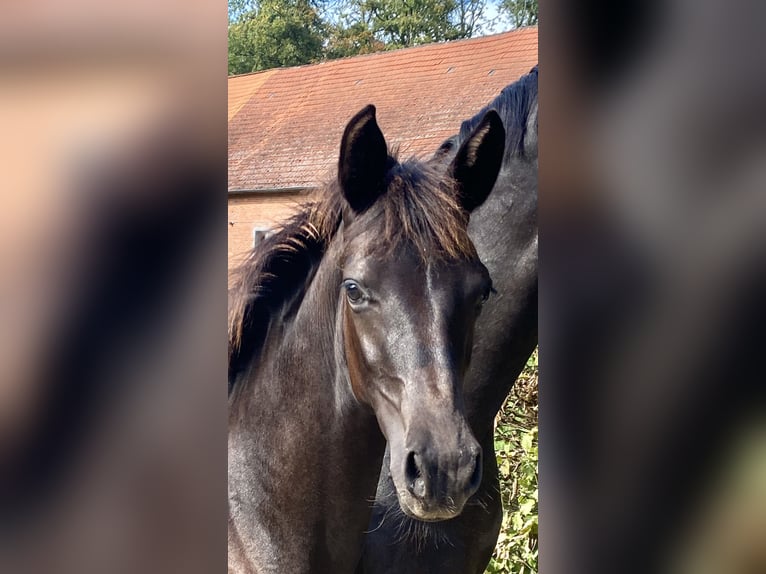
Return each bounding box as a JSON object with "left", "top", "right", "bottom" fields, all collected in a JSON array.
[{"left": 485, "top": 348, "right": 538, "bottom": 574}]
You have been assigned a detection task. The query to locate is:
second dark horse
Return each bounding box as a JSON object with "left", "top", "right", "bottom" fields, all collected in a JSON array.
[{"left": 360, "top": 66, "right": 538, "bottom": 574}]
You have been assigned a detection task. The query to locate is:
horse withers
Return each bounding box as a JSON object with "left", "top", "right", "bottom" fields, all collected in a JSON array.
[
  {"left": 228, "top": 105, "right": 506, "bottom": 572},
  {"left": 360, "top": 66, "right": 539, "bottom": 574}
]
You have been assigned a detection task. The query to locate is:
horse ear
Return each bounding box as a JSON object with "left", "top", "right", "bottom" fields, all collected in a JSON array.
[
  {"left": 338, "top": 104, "right": 389, "bottom": 214},
  {"left": 449, "top": 109, "right": 505, "bottom": 213}
]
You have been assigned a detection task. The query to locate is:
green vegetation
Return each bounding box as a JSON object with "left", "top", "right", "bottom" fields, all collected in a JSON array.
[
  {"left": 228, "top": 0, "right": 325, "bottom": 75},
  {"left": 485, "top": 348, "right": 538, "bottom": 574},
  {"left": 500, "top": 0, "right": 538, "bottom": 28},
  {"left": 228, "top": 0, "right": 539, "bottom": 75}
]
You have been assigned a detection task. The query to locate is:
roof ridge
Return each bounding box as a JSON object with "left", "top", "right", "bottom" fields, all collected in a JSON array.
[{"left": 228, "top": 26, "right": 537, "bottom": 79}]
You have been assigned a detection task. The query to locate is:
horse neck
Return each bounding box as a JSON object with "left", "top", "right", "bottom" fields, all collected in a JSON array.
[
  {"left": 238, "top": 232, "right": 372, "bottom": 423},
  {"left": 469, "top": 155, "right": 537, "bottom": 280},
  {"left": 465, "top": 156, "right": 538, "bottom": 433},
  {"left": 286, "top": 234, "right": 356, "bottom": 410}
]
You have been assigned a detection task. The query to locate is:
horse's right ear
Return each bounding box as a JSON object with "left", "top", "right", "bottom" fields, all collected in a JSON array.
[{"left": 338, "top": 104, "right": 388, "bottom": 215}]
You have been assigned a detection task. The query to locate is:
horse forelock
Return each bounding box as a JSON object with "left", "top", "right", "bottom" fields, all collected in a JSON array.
[
  {"left": 228, "top": 150, "right": 478, "bottom": 389},
  {"left": 345, "top": 158, "right": 476, "bottom": 262}
]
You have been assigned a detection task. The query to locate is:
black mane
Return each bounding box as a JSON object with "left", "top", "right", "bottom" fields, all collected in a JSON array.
[
  {"left": 457, "top": 65, "right": 538, "bottom": 162},
  {"left": 227, "top": 191, "right": 341, "bottom": 389}
]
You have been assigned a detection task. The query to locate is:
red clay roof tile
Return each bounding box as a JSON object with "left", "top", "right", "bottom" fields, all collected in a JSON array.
[{"left": 228, "top": 27, "right": 537, "bottom": 192}]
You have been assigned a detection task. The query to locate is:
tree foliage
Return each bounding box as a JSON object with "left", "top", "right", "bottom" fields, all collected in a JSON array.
[
  {"left": 325, "top": 21, "right": 385, "bottom": 59},
  {"left": 228, "top": 0, "right": 325, "bottom": 75},
  {"left": 452, "top": 0, "right": 492, "bottom": 38},
  {"left": 361, "top": 0, "right": 459, "bottom": 48},
  {"left": 228, "top": 0, "right": 535, "bottom": 75},
  {"left": 499, "top": 0, "right": 538, "bottom": 28},
  {"left": 334, "top": 0, "right": 494, "bottom": 48}
]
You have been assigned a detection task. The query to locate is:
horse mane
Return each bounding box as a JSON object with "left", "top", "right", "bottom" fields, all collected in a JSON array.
[
  {"left": 228, "top": 150, "right": 475, "bottom": 387},
  {"left": 227, "top": 189, "right": 342, "bottom": 385},
  {"left": 457, "top": 65, "right": 538, "bottom": 162}
]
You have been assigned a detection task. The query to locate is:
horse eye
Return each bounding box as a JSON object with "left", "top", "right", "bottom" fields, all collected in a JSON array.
[
  {"left": 479, "top": 284, "right": 495, "bottom": 306},
  {"left": 344, "top": 281, "right": 365, "bottom": 304}
]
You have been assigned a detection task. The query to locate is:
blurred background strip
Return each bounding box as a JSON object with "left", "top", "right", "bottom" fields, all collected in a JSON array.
[{"left": 0, "top": 2, "right": 227, "bottom": 573}]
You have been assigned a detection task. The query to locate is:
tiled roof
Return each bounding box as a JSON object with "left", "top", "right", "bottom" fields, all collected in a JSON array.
[
  {"left": 228, "top": 27, "right": 537, "bottom": 192},
  {"left": 228, "top": 69, "right": 277, "bottom": 121}
]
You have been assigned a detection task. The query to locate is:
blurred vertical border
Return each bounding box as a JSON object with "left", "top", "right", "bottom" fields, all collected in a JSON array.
[
  {"left": 0, "top": 1, "right": 227, "bottom": 573},
  {"left": 540, "top": 1, "right": 766, "bottom": 573}
]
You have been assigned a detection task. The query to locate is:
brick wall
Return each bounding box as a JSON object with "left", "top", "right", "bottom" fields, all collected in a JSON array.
[{"left": 228, "top": 191, "right": 310, "bottom": 269}]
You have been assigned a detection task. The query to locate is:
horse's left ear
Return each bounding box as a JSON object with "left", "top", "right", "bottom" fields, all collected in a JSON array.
[
  {"left": 338, "top": 104, "right": 389, "bottom": 215},
  {"left": 450, "top": 109, "right": 505, "bottom": 213}
]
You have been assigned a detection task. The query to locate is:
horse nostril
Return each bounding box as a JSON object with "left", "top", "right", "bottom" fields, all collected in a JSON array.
[
  {"left": 405, "top": 451, "right": 427, "bottom": 499},
  {"left": 468, "top": 449, "right": 483, "bottom": 492}
]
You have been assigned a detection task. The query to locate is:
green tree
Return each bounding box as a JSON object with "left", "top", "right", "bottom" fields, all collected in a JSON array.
[
  {"left": 328, "top": 0, "right": 494, "bottom": 51},
  {"left": 325, "top": 21, "right": 385, "bottom": 59},
  {"left": 363, "top": 0, "right": 459, "bottom": 48},
  {"left": 451, "top": 0, "right": 493, "bottom": 38},
  {"left": 228, "top": 0, "right": 253, "bottom": 23},
  {"left": 228, "top": 0, "right": 325, "bottom": 75},
  {"left": 499, "top": 0, "right": 537, "bottom": 28},
  {"left": 228, "top": 0, "right": 510, "bottom": 73},
  {"left": 322, "top": 0, "right": 382, "bottom": 58}
]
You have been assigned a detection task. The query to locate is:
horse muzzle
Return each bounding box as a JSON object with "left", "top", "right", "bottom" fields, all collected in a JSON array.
[{"left": 394, "top": 438, "right": 483, "bottom": 521}]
